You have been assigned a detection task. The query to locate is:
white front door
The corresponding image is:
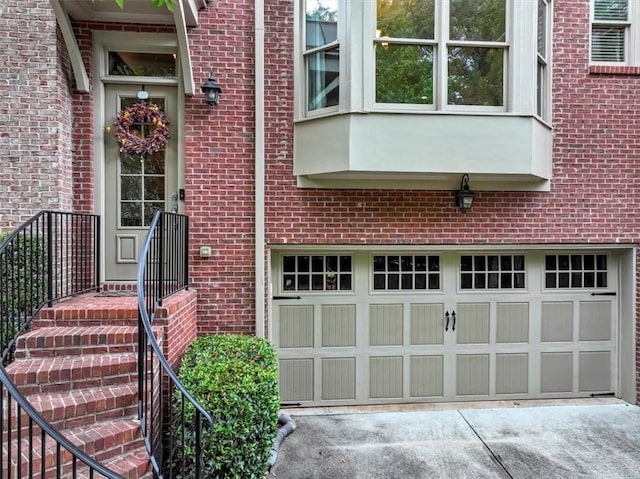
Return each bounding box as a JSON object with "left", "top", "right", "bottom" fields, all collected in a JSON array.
[
  {"left": 104, "top": 84, "right": 178, "bottom": 281},
  {"left": 272, "top": 250, "right": 619, "bottom": 406}
]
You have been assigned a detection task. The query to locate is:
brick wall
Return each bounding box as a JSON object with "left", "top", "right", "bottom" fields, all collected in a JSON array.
[{"left": 0, "top": 0, "right": 74, "bottom": 230}]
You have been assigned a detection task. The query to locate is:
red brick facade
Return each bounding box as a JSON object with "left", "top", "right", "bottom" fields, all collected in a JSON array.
[{"left": 0, "top": 0, "right": 638, "bottom": 403}]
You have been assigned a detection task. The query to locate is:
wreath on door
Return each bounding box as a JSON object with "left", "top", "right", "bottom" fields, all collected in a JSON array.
[{"left": 113, "top": 102, "right": 170, "bottom": 156}]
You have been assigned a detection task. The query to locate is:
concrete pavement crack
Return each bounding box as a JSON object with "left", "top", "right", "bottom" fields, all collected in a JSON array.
[{"left": 457, "top": 410, "right": 515, "bottom": 479}]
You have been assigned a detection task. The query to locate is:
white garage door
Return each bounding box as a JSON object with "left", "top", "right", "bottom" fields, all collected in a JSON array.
[{"left": 272, "top": 250, "right": 618, "bottom": 406}]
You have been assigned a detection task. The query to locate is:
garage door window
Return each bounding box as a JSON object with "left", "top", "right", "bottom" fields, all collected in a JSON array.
[
  {"left": 460, "top": 255, "right": 526, "bottom": 289},
  {"left": 283, "top": 255, "right": 352, "bottom": 291},
  {"left": 373, "top": 255, "right": 440, "bottom": 291},
  {"left": 544, "top": 254, "right": 608, "bottom": 288}
]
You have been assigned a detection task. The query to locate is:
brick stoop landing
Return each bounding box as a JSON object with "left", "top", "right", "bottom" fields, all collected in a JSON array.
[{"left": 2, "top": 289, "right": 198, "bottom": 479}]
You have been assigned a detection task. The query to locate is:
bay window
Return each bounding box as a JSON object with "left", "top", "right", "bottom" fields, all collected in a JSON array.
[
  {"left": 375, "top": 0, "right": 507, "bottom": 108},
  {"left": 304, "top": 0, "right": 339, "bottom": 112},
  {"left": 294, "top": 0, "right": 553, "bottom": 191}
]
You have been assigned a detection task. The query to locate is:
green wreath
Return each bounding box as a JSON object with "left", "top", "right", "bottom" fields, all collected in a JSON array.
[{"left": 113, "top": 102, "right": 170, "bottom": 156}]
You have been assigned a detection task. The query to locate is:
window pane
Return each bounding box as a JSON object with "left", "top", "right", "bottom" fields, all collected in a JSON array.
[
  {"left": 307, "top": 47, "right": 340, "bottom": 110},
  {"left": 450, "top": 0, "right": 506, "bottom": 42},
  {"left": 538, "top": 0, "right": 547, "bottom": 56},
  {"left": 594, "top": 0, "right": 628, "bottom": 21},
  {"left": 448, "top": 47, "right": 504, "bottom": 106},
  {"left": 144, "top": 176, "right": 165, "bottom": 200},
  {"left": 306, "top": 0, "right": 338, "bottom": 48},
  {"left": 121, "top": 176, "right": 142, "bottom": 201},
  {"left": 143, "top": 202, "right": 164, "bottom": 226},
  {"left": 376, "top": 0, "right": 435, "bottom": 39},
  {"left": 592, "top": 26, "right": 625, "bottom": 62},
  {"left": 121, "top": 202, "right": 142, "bottom": 227},
  {"left": 298, "top": 256, "right": 310, "bottom": 272},
  {"left": 283, "top": 257, "right": 296, "bottom": 273},
  {"left": 376, "top": 44, "right": 434, "bottom": 104},
  {"left": 108, "top": 51, "right": 176, "bottom": 77}
]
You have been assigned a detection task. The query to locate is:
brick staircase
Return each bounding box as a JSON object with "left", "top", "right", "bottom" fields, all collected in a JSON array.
[{"left": 2, "top": 294, "right": 153, "bottom": 479}]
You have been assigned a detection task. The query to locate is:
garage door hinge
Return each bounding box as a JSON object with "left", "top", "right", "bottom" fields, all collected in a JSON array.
[
  {"left": 590, "top": 292, "right": 616, "bottom": 296},
  {"left": 272, "top": 295, "right": 302, "bottom": 300}
]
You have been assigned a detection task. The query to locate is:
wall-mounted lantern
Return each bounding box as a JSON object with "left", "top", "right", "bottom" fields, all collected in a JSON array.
[
  {"left": 456, "top": 173, "right": 475, "bottom": 213},
  {"left": 201, "top": 70, "right": 222, "bottom": 106}
]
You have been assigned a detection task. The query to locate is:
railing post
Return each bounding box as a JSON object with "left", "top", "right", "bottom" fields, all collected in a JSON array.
[
  {"left": 184, "top": 215, "right": 189, "bottom": 290},
  {"left": 158, "top": 213, "right": 165, "bottom": 305},
  {"left": 96, "top": 215, "right": 101, "bottom": 292},
  {"left": 46, "top": 211, "right": 53, "bottom": 307}
]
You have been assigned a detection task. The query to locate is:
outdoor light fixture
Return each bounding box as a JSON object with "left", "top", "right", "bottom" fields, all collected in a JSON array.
[
  {"left": 201, "top": 70, "right": 222, "bottom": 106},
  {"left": 456, "top": 173, "right": 475, "bottom": 213}
]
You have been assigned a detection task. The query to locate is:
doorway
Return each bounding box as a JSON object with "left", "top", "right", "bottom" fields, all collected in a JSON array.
[{"left": 104, "top": 84, "right": 179, "bottom": 281}]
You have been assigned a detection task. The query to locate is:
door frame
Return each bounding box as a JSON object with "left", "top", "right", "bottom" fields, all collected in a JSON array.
[{"left": 92, "top": 31, "right": 185, "bottom": 284}]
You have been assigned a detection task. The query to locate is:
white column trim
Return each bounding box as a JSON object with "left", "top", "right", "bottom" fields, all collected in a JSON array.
[{"left": 255, "top": 0, "right": 266, "bottom": 338}]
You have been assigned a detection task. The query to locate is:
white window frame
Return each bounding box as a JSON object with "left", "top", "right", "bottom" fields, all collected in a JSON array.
[
  {"left": 590, "top": 0, "right": 638, "bottom": 65},
  {"left": 294, "top": 0, "right": 543, "bottom": 120},
  {"left": 536, "top": 0, "right": 552, "bottom": 122},
  {"left": 372, "top": 1, "right": 510, "bottom": 113}
]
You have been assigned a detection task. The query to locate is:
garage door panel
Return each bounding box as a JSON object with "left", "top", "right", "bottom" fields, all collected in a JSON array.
[
  {"left": 579, "top": 301, "right": 611, "bottom": 341},
  {"left": 273, "top": 250, "right": 618, "bottom": 406},
  {"left": 457, "top": 354, "right": 489, "bottom": 396},
  {"left": 496, "top": 303, "right": 529, "bottom": 343},
  {"left": 322, "top": 305, "right": 356, "bottom": 347},
  {"left": 370, "top": 356, "right": 403, "bottom": 398},
  {"left": 370, "top": 304, "right": 403, "bottom": 346},
  {"left": 579, "top": 351, "right": 611, "bottom": 392},
  {"left": 410, "top": 355, "right": 444, "bottom": 398},
  {"left": 541, "top": 352, "right": 573, "bottom": 393},
  {"left": 456, "top": 303, "right": 490, "bottom": 345},
  {"left": 279, "top": 359, "right": 314, "bottom": 402},
  {"left": 410, "top": 303, "right": 445, "bottom": 345},
  {"left": 322, "top": 358, "right": 356, "bottom": 400},
  {"left": 279, "top": 305, "right": 314, "bottom": 348},
  {"left": 496, "top": 353, "right": 528, "bottom": 394},
  {"left": 541, "top": 302, "right": 573, "bottom": 342}
]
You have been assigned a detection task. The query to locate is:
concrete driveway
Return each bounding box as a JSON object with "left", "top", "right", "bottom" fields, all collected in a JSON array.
[{"left": 270, "top": 399, "right": 640, "bottom": 479}]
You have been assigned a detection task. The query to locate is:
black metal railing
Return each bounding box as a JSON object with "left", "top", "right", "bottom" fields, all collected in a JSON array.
[
  {"left": 137, "top": 211, "right": 213, "bottom": 478},
  {"left": 0, "top": 211, "right": 122, "bottom": 478}
]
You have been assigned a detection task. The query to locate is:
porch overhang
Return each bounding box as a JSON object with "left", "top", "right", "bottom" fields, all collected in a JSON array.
[{"left": 50, "top": 0, "right": 208, "bottom": 94}]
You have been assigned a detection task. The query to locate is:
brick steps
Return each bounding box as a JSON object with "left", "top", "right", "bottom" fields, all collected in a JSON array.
[
  {"left": 4, "top": 420, "right": 149, "bottom": 479},
  {"left": 4, "top": 353, "right": 138, "bottom": 395},
  {"left": 15, "top": 326, "right": 140, "bottom": 358},
  {"left": 3, "top": 315, "right": 152, "bottom": 478}
]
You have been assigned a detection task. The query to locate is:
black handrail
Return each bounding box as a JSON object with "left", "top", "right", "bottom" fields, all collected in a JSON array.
[
  {"left": 136, "top": 211, "right": 214, "bottom": 478},
  {"left": 0, "top": 211, "right": 121, "bottom": 478}
]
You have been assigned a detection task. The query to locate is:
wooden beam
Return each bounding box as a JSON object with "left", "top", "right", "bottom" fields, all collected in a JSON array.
[
  {"left": 173, "top": 0, "right": 195, "bottom": 96},
  {"left": 50, "top": 0, "right": 90, "bottom": 93}
]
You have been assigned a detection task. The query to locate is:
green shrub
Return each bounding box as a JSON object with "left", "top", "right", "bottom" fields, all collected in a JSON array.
[
  {"left": 174, "top": 334, "right": 280, "bottom": 479},
  {"left": 0, "top": 230, "right": 48, "bottom": 357}
]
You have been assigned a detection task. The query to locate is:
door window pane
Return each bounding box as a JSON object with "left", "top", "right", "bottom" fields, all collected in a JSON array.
[
  {"left": 460, "top": 255, "right": 526, "bottom": 289},
  {"left": 117, "top": 96, "right": 167, "bottom": 227},
  {"left": 281, "top": 254, "right": 353, "bottom": 292},
  {"left": 544, "top": 254, "right": 609, "bottom": 289},
  {"left": 372, "top": 255, "right": 441, "bottom": 291}
]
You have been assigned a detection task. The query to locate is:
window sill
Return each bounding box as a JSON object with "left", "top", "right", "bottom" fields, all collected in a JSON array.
[{"left": 589, "top": 65, "right": 640, "bottom": 75}]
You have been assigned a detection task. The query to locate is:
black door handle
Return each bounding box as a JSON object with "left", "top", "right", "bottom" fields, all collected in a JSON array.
[
  {"left": 272, "top": 295, "right": 302, "bottom": 300},
  {"left": 445, "top": 311, "right": 450, "bottom": 331},
  {"left": 451, "top": 311, "right": 456, "bottom": 331}
]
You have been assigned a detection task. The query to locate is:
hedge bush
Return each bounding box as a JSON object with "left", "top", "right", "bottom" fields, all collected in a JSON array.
[
  {"left": 0, "top": 230, "right": 47, "bottom": 358},
  {"left": 174, "top": 334, "right": 280, "bottom": 479}
]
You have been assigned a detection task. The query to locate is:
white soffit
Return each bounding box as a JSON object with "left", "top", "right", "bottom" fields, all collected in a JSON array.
[{"left": 50, "top": 0, "right": 208, "bottom": 95}]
